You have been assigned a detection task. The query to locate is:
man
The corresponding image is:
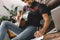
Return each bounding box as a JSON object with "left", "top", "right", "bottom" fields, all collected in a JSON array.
[
  {"left": 22, "top": 0, "right": 50, "bottom": 38},
  {"left": 0, "top": 0, "right": 50, "bottom": 40},
  {"left": 0, "top": 10, "right": 37, "bottom": 40}
]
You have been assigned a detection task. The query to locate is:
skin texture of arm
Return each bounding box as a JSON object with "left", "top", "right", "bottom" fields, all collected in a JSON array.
[
  {"left": 40, "top": 13, "right": 51, "bottom": 34},
  {"left": 15, "top": 11, "right": 24, "bottom": 21},
  {"left": 34, "top": 13, "right": 51, "bottom": 38}
]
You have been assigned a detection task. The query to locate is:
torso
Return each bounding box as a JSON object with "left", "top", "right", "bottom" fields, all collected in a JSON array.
[
  {"left": 25, "top": 1, "right": 43, "bottom": 27},
  {"left": 22, "top": 1, "right": 49, "bottom": 27}
]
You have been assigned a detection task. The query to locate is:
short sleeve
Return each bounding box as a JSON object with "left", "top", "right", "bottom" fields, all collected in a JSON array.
[{"left": 39, "top": 4, "right": 50, "bottom": 15}]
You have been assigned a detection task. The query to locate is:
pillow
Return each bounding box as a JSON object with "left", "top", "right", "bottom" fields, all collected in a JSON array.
[{"left": 46, "top": 0, "right": 60, "bottom": 9}]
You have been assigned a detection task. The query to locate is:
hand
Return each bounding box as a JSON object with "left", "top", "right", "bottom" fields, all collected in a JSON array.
[
  {"left": 34, "top": 31, "right": 43, "bottom": 38},
  {"left": 14, "top": 16, "right": 20, "bottom": 21},
  {"left": 12, "top": 16, "right": 18, "bottom": 20}
]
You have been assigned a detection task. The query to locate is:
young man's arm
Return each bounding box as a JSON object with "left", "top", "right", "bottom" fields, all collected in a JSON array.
[
  {"left": 15, "top": 11, "right": 25, "bottom": 21},
  {"left": 40, "top": 13, "right": 50, "bottom": 34},
  {"left": 34, "top": 13, "right": 51, "bottom": 38}
]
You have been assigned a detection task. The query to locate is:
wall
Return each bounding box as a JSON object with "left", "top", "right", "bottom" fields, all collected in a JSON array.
[{"left": 0, "top": 0, "right": 25, "bottom": 18}]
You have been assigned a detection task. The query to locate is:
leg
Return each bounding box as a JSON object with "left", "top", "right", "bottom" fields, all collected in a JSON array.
[
  {"left": 12, "top": 26, "right": 37, "bottom": 40},
  {"left": 0, "top": 21, "right": 24, "bottom": 40}
]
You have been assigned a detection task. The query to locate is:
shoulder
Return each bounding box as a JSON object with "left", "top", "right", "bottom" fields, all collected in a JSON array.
[{"left": 39, "top": 4, "right": 50, "bottom": 15}]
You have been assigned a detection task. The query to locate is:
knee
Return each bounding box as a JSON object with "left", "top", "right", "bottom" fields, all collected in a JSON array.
[{"left": 1, "top": 21, "right": 9, "bottom": 26}]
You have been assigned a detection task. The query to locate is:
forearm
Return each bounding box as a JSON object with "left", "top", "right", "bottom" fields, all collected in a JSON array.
[
  {"left": 40, "top": 19, "right": 51, "bottom": 34},
  {"left": 39, "top": 13, "right": 51, "bottom": 34},
  {"left": 15, "top": 11, "right": 24, "bottom": 21}
]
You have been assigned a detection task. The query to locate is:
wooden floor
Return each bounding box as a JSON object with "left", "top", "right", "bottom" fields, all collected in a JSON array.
[{"left": 43, "top": 32, "right": 60, "bottom": 40}]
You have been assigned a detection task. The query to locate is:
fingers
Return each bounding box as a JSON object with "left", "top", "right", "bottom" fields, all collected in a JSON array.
[
  {"left": 34, "top": 32, "right": 37, "bottom": 38},
  {"left": 34, "top": 31, "right": 40, "bottom": 38},
  {"left": 34, "top": 31, "right": 43, "bottom": 38}
]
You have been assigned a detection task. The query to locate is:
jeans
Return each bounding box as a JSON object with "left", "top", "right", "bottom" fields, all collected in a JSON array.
[{"left": 0, "top": 21, "right": 37, "bottom": 40}]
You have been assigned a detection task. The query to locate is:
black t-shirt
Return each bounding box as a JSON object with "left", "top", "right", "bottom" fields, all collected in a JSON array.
[{"left": 23, "top": 1, "right": 50, "bottom": 27}]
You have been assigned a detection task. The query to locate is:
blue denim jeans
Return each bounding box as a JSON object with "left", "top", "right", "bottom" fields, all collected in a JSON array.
[{"left": 0, "top": 21, "right": 37, "bottom": 40}]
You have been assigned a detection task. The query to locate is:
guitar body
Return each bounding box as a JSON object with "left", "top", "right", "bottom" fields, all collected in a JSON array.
[{"left": 20, "top": 18, "right": 26, "bottom": 27}]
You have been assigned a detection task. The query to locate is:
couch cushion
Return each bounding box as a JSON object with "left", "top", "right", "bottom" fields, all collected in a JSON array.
[{"left": 46, "top": 0, "right": 60, "bottom": 10}]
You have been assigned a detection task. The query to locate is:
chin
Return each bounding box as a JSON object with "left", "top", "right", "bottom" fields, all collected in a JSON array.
[{"left": 28, "top": 2, "right": 32, "bottom": 4}]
